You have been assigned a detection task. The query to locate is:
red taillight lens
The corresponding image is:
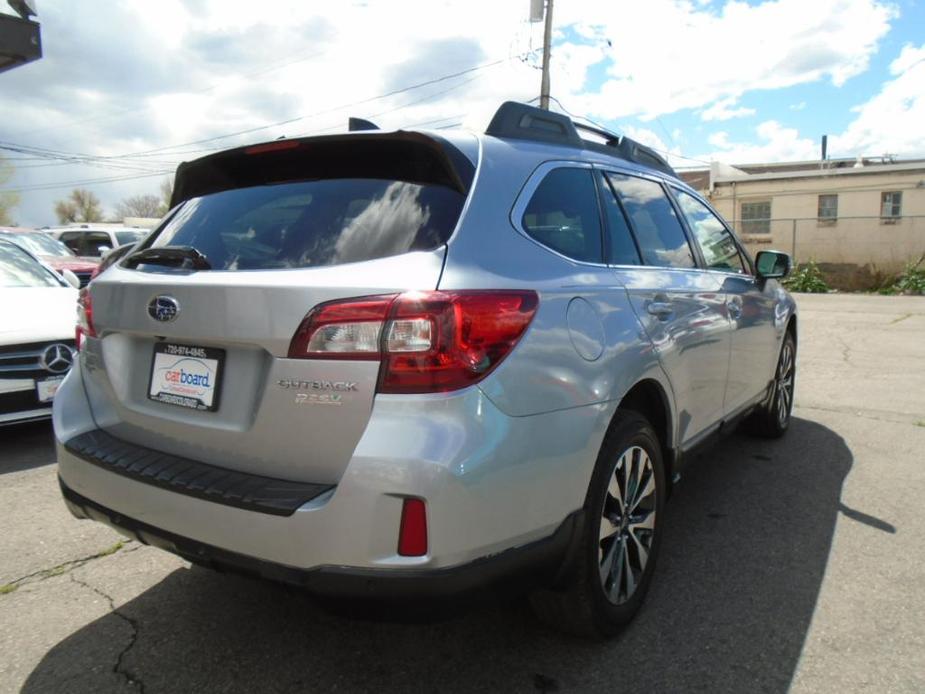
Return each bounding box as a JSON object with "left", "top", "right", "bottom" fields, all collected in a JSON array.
[
  {"left": 379, "top": 290, "right": 538, "bottom": 394},
  {"left": 76, "top": 287, "right": 96, "bottom": 350},
  {"left": 287, "top": 290, "right": 538, "bottom": 393},
  {"left": 397, "top": 498, "right": 428, "bottom": 556}
]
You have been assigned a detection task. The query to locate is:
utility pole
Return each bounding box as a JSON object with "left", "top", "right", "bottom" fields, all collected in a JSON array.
[{"left": 539, "top": 0, "right": 554, "bottom": 109}]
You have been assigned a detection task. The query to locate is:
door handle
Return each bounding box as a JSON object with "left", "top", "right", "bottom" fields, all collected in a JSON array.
[{"left": 646, "top": 299, "right": 674, "bottom": 320}]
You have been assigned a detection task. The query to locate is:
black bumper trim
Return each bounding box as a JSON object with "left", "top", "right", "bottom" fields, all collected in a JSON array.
[
  {"left": 59, "top": 477, "right": 583, "bottom": 600},
  {"left": 64, "top": 429, "right": 333, "bottom": 517}
]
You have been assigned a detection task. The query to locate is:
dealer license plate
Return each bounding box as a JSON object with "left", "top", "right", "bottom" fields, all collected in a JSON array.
[
  {"left": 36, "top": 376, "right": 65, "bottom": 403},
  {"left": 147, "top": 343, "right": 224, "bottom": 412}
]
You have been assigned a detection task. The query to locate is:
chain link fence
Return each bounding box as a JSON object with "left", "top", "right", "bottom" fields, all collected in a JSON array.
[{"left": 738, "top": 215, "right": 925, "bottom": 289}]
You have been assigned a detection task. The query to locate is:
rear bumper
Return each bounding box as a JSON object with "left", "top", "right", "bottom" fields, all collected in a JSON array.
[
  {"left": 54, "top": 357, "right": 607, "bottom": 580},
  {"left": 60, "top": 476, "right": 582, "bottom": 599}
]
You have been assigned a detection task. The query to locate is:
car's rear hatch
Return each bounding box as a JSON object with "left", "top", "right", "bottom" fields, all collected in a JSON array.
[{"left": 80, "top": 131, "right": 476, "bottom": 486}]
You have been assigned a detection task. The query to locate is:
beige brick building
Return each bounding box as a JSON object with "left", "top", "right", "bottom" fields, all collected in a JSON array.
[{"left": 680, "top": 158, "right": 925, "bottom": 274}]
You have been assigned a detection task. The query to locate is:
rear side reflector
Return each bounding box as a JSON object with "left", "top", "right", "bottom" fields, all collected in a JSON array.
[
  {"left": 398, "top": 498, "right": 428, "bottom": 556},
  {"left": 287, "top": 290, "right": 538, "bottom": 392}
]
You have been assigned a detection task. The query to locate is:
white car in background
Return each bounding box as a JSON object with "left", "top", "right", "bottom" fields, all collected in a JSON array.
[
  {"left": 45, "top": 224, "right": 150, "bottom": 258},
  {"left": 0, "top": 239, "right": 79, "bottom": 426}
]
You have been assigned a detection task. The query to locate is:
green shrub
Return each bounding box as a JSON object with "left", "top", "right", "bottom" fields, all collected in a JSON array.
[
  {"left": 784, "top": 261, "right": 830, "bottom": 293},
  {"left": 880, "top": 256, "right": 925, "bottom": 296}
]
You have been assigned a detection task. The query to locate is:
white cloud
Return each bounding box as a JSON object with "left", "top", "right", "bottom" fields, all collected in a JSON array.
[
  {"left": 789, "top": 101, "right": 807, "bottom": 111},
  {"left": 700, "top": 120, "right": 818, "bottom": 164},
  {"left": 700, "top": 97, "right": 756, "bottom": 122},
  {"left": 553, "top": 0, "right": 896, "bottom": 121},
  {"left": 831, "top": 43, "right": 925, "bottom": 157},
  {"left": 889, "top": 43, "right": 925, "bottom": 75},
  {"left": 0, "top": 0, "right": 908, "bottom": 225}
]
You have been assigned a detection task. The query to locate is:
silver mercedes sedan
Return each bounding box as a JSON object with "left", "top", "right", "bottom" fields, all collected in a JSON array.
[{"left": 53, "top": 101, "right": 796, "bottom": 637}]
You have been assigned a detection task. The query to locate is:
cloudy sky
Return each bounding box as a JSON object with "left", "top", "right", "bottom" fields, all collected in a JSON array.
[{"left": 1, "top": 0, "right": 923, "bottom": 226}]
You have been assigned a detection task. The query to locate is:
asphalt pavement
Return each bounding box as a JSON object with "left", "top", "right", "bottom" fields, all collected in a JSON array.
[{"left": 1, "top": 293, "right": 923, "bottom": 693}]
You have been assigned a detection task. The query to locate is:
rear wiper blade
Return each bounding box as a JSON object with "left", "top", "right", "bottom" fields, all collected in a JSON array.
[{"left": 124, "top": 245, "right": 212, "bottom": 270}]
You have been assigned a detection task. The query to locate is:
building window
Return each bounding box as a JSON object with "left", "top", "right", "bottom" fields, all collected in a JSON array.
[
  {"left": 881, "top": 191, "right": 902, "bottom": 220},
  {"left": 818, "top": 194, "right": 838, "bottom": 222},
  {"left": 740, "top": 201, "right": 771, "bottom": 235}
]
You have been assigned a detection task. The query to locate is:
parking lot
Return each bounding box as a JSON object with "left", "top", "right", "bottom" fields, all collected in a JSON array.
[{"left": 1, "top": 293, "right": 923, "bottom": 693}]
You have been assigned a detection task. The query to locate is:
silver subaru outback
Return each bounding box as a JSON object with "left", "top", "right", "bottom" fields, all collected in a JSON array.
[{"left": 54, "top": 102, "right": 796, "bottom": 637}]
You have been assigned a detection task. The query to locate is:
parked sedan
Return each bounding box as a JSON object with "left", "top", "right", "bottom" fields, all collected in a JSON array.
[
  {"left": 0, "top": 228, "right": 99, "bottom": 287},
  {"left": 0, "top": 240, "right": 78, "bottom": 426}
]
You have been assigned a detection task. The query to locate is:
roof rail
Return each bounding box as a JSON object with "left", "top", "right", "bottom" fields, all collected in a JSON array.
[
  {"left": 484, "top": 101, "right": 676, "bottom": 177},
  {"left": 485, "top": 101, "right": 582, "bottom": 146}
]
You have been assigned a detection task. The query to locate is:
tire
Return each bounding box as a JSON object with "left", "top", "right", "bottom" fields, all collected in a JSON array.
[
  {"left": 529, "top": 411, "right": 666, "bottom": 638},
  {"left": 746, "top": 331, "right": 796, "bottom": 439}
]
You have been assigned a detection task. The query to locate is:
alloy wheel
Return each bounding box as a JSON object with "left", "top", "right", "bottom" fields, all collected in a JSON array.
[
  {"left": 776, "top": 341, "right": 794, "bottom": 426},
  {"left": 598, "top": 445, "right": 657, "bottom": 605}
]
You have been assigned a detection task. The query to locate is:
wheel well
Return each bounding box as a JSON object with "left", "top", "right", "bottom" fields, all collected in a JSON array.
[
  {"left": 787, "top": 314, "right": 798, "bottom": 346},
  {"left": 618, "top": 379, "right": 673, "bottom": 480}
]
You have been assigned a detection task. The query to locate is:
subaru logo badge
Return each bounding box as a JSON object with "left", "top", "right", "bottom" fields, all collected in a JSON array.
[
  {"left": 40, "top": 343, "right": 75, "bottom": 374},
  {"left": 148, "top": 295, "right": 180, "bottom": 322}
]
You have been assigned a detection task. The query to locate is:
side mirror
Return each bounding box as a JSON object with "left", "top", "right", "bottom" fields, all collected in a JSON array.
[
  {"left": 61, "top": 268, "right": 81, "bottom": 289},
  {"left": 97, "top": 245, "right": 112, "bottom": 256},
  {"left": 755, "top": 250, "right": 792, "bottom": 280},
  {"left": 61, "top": 268, "right": 80, "bottom": 289}
]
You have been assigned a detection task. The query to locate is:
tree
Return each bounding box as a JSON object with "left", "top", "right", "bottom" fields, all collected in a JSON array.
[
  {"left": 159, "top": 177, "right": 173, "bottom": 215},
  {"left": 0, "top": 154, "right": 19, "bottom": 226},
  {"left": 54, "top": 188, "right": 104, "bottom": 224},
  {"left": 115, "top": 194, "right": 162, "bottom": 219}
]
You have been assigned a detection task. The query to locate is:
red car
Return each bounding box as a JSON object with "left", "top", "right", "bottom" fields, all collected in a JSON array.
[{"left": 0, "top": 228, "right": 99, "bottom": 287}]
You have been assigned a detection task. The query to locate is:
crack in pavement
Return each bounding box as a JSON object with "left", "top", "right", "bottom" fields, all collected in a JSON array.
[
  {"left": 68, "top": 572, "right": 146, "bottom": 694},
  {"left": 0, "top": 541, "right": 138, "bottom": 595}
]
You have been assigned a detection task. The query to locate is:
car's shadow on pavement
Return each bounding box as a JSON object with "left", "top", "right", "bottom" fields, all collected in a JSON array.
[
  {"left": 24, "top": 417, "right": 870, "bottom": 693},
  {"left": 0, "top": 420, "right": 55, "bottom": 475}
]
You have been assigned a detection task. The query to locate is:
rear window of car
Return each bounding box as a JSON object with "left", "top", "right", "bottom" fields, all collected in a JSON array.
[
  {"left": 141, "top": 178, "right": 465, "bottom": 271},
  {"left": 115, "top": 230, "right": 147, "bottom": 246}
]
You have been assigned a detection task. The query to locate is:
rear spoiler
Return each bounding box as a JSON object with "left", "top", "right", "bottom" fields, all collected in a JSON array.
[{"left": 170, "top": 131, "right": 475, "bottom": 208}]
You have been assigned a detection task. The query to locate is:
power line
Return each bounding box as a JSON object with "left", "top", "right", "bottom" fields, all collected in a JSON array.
[
  {"left": 0, "top": 50, "right": 535, "bottom": 175},
  {"left": 100, "top": 50, "right": 536, "bottom": 160},
  {"left": 7, "top": 45, "right": 334, "bottom": 140},
  {"left": 5, "top": 170, "right": 171, "bottom": 194},
  {"left": 541, "top": 95, "right": 712, "bottom": 166}
]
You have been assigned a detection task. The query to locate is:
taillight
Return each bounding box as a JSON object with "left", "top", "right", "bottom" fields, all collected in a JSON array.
[
  {"left": 287, "top": 290, "right": 538, "bottom": 393},
  {"left": 76, "top": 287, "right": 96, "bottom": 350}
]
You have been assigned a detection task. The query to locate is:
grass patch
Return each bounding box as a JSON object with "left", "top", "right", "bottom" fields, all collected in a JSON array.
[{"left": 0, "top": 540, "right": 129, "bottom": 597}]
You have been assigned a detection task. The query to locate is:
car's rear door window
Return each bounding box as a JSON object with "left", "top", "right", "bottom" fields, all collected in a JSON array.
[
  {"left": 142, "top": 178, "right": 465, "bottom": 271},
  {"left": 606, "top": 173, "right": 696, "bottom": 269},
  {"left": 521, "top": 167, "right": 603, "bottom": 263},
  {"left": 673, "top": 189, "right": 747, "bottom": 273}
]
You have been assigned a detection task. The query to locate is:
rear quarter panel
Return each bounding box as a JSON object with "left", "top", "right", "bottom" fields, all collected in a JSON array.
[{"left": 439, "top": 136, "right": 676, "bottom": 437}]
